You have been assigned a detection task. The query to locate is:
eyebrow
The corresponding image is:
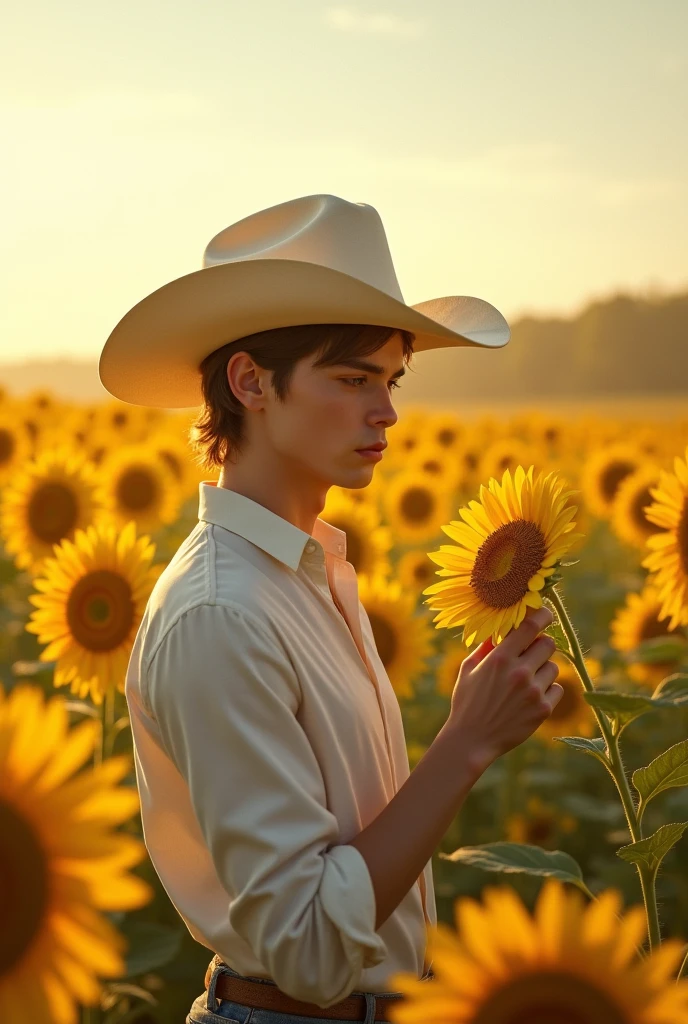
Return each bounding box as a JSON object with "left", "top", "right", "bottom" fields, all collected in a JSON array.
[{"left": 333, "top": 359, "right": 406, "bottom": 378}]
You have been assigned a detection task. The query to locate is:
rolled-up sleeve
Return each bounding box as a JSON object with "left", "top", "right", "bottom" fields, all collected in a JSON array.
[{"left": 146, "top": 601, "right": 387, "bottom": 1007}]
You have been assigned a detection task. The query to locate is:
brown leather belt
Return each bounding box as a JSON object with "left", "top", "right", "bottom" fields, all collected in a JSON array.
[{"left": 205, "top": 955, "right": 434, "bottom": 1021}]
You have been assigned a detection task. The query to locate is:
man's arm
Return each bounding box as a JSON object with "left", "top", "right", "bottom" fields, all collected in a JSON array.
[
  {"left": 146, "top": 602, "right": 387, "bottom": 1009},
  {"left": 348, "top": 717, "right": 487, "bottom": 931}
]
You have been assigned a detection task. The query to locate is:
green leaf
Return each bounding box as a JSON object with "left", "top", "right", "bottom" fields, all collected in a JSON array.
[
  {"left": 552, "top": 735, "right": 609, "bottom": 765},
  {"left": 441, "top": 841, "right": 590, "bottom": 894},
  {"left": 633, "top": 740, "right": 688, "bottom": 816},
  {"left": 627, "top": 636, "right": 688, "bottom": 665},
  {"left": 584, "top": 684, "right": 688, "bottom": 735},
  {"left": 584, "top": 691, "right": 659, "bottom": 730},
  {"left": 652, "top": 674, "right": 688, "bottom": 705},
  {"left": 121, "top": 921, "right": 184, "bottom": 978},
  {"left": 617, "top": 821, "right": 688, "bottom": 875}
]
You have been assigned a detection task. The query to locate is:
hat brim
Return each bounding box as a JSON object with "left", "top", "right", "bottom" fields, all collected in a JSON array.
[{"left": 99, "top": 258, "right": 510, "bottom": 408}]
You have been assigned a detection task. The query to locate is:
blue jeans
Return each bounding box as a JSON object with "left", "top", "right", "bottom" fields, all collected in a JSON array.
[{"left": 186, "top": 958, "right": 413, "bottom": 1024}]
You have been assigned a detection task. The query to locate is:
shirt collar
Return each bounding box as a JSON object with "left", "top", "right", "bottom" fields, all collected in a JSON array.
[{"left": 198, "top": 480, "right": 347, "bottom": 571}]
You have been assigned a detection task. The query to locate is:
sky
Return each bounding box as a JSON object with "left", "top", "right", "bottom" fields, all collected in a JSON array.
[{"left": 1, "top": 0, "right": 687, "bottom": 363}]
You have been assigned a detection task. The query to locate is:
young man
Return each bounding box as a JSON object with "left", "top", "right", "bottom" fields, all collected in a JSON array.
[{"left": 100, "top": 195, "right": 562, "bottom": 1024}]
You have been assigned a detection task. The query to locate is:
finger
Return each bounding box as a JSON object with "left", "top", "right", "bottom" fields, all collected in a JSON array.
[
  {"left": 541, "top": 679, "right": 564, "bottom": 710},
  {"left": 497, "top": 605, "right": 554, "bottom": 658},
  {"left": 532, "top": 660, "right": 561, "bottom": 697},
  {"left": 519, "top": 634, "right": 557, "bottom": 675},
  {"left": 462, "top": 635, "right": 494, "bottom": 667}
]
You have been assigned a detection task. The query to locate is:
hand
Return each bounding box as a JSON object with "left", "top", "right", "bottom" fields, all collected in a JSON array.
[{"left": 448, "top": 605, "right": 564, "bottom": 769}]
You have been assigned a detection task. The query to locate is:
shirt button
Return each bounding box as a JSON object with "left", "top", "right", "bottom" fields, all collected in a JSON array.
[
  {"left": 306, "top": 542, "right": 316, "bottom": 553},
  {"left": 337, "top": 544, "right": 344, "bottom": 553}
]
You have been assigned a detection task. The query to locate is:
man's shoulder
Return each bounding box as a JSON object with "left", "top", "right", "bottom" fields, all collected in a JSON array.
[{"left": 139, "top": 521, "right": 287, "bottom": 656}]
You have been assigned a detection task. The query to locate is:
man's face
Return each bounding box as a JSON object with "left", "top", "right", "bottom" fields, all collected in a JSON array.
[{"left": 263, "top": 333, "right": 406, "bottom": 489}]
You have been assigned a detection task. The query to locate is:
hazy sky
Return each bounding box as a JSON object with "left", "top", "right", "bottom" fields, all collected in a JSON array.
[{"left": 2, "top": 0, "right": 687, "bottom": 362}]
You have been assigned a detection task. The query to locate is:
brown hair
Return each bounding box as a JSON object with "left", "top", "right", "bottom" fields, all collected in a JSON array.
[{"left": 188, "top": 323, "right": 415, "bottom": 470}]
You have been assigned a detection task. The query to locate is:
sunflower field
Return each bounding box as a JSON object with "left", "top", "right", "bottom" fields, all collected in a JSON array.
[{"left": 2, "top": 385, "right": 688, "bottom": 1023}]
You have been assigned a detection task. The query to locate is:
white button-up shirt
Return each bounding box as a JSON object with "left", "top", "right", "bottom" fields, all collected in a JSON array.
[{"left": 124, "top": 480, "right": 436, "bottom": 1008}]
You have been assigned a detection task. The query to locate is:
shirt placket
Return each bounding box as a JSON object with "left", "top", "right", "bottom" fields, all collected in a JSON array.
[{"left": 319, "top": 547, "right": 431, "bottom": 951}]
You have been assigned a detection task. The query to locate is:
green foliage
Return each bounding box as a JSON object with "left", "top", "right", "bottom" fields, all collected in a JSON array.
[
  {"left": 617, "top": 822, "right": 688, "bottom": 876},
  {"left": 584, "top": 686, "right": 688, "bottom": 736},
  {"left": 441, "top": 841, "right": 592, "bottom": 895},
  {"left": 552, "top": 735, "right": 609, "bottom": 766},
  {"left": 633, "top": 741, "right": 688, "bottom": 823},
  {"left": 121, "top": 920, "right": 185, "bottom": 978}
]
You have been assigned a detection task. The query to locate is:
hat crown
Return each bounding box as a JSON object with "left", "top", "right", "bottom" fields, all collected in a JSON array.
[{"left": 202, "top": 194, "right": 405, "bottom": 303}]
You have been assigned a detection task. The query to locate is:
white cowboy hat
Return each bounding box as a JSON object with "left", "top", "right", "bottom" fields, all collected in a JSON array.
[{"left": 99, "top": 193, "right": 510, "bottom": 408}]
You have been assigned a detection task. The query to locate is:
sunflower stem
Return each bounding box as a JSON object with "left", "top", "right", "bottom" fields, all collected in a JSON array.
[
  {"left": 104, "top": 686, "right": 116, "bottom": 759},
  {"left": 547, "top": 586, "right": 662, "bottom": 952},
  {"left": 678, "top": 945, "right": 688, "bottom": 982}
]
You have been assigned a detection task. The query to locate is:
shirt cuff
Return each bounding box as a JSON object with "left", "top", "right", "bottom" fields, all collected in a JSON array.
[{"left": 320, "top": 843, "right": 388, "bottom": 975}]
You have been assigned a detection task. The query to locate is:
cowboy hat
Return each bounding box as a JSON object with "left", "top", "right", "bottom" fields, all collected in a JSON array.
[{"left": 99, "top": 193, "right": 510, "bottom": 408}]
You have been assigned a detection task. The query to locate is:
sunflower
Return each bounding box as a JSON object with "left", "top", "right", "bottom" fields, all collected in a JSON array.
[
  {"left": 0, "top": 447, "right": 109, "bottom": 575},
  {"left": 0, "top": 405, "right": 34, "bottom": 484},
  {"left": 97, "top": 442, "right": 183, "bottom": 534},
  {"left": 25, "top": 521, "right": 163, "bottom": 705},
  {"left": 641, "top": 445, "right": 688, "bottom": 630},
  {"left": 435, "top": 642, "right": 472, "bottom": 699},
  {"left": 478, "top": 436, "right": 546, "bottom": 488},
  {"left": 147, "top": 428, "right": 197, "bottom": 500},
  {"left": 534, "top": 653, "right": 602, "bottom": 742},
  {"left": 426, "top": 411, "right": 466, "bottom": 453},
  {"left": 387, "top": 879, "right": 688, "bottom": 1024},
  {"left": 406, "top": 443, "right": 464, "bottom": 492},
  {"left": 610, "top": 464, "right": 665, "bottom": 550},
  {"left": 580, "top": 442, "right": 646, "bottom": 519},
  {"left": 397, "top": 549, "right": 440, "bottom": 595},
  {"left": 90, "top": 399, "right": 150, "bottom": 441},
  {"left": 423, "top": 465, "right": 584, "bottom": 647},
  {"left": 358, "top": 574, "right": 435, "bottom": 700},
  {"left": 505, "top": 794, "right": 577, "bottom": 848},
  {"left": 321, "top": 488, "right": 392, "bottom": 577},
  {"left": 385, "top": 408, "right": 428, "bottom": 465},
  {"left": 0, "top": 683, "right": 153, "bottom": 1024},
  {"left": 383, "top": 469, "right": 458, "bottom": 545},
  {"left": 609, "top": 583, "right": 685, "bottom": 688}
]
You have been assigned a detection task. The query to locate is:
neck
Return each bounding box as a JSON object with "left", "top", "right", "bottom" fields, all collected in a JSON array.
[{"left": 217, "top": 453, "right": 328, "bottom": 536}]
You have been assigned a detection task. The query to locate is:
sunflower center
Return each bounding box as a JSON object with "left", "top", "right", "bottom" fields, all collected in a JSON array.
[
  {"left": 641, "top": 610, "right": 675, "bottom": 643},
  {"left": 470, "top": 519, "right": 547, "bottom": 609},
  {"left": 66, "top": 569, "right": 135, "bottom": 652},
  {"left": 0, "top": 427, "right": 16, "bottom": 465},
  {"left": 160, "top": 450, "right": 183, "bottom": 481},
  {"left": 367, "top": 611, "right": 397, "bottom": 668},
  {"left": 526, "top": 815, "right": 555, "bottom": 844},
  {"left": 631, "top": 486, "right": 662, "bottom": 535},
  {"left": 600, "top": 460, "right": 636, "bottom": 503},
  {"left": 27, "top": 482, "right": 80, "bottom": 544},
  {"left": 437, "top": 428, "right": 457, "bottom": 447},
  {"left": 464, "top": 451, "right": 479, "bottom": 470},
  {"left": 473, "top": 969, "right": 630, "bottom": 1024},
  {"left": 400, "top": 486, "right": 434, "bottom": 524},
  {"left": 678, "top": 498, "right": 688, "bottom": 576},
  {"left": 0, "top": 800, "right": 50, "bottom": 975},
  {"left": 422, "top": 459, "right": 442, "bottom": 474},
  {"left": 412, "top": 561, "right": 434, "bottom": 585},
  {"left": 116, "top": 467, "right": 159, "bottom": 512},
  {"left": 548, "top": 676, "right": 581, "bottom": 721}
]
